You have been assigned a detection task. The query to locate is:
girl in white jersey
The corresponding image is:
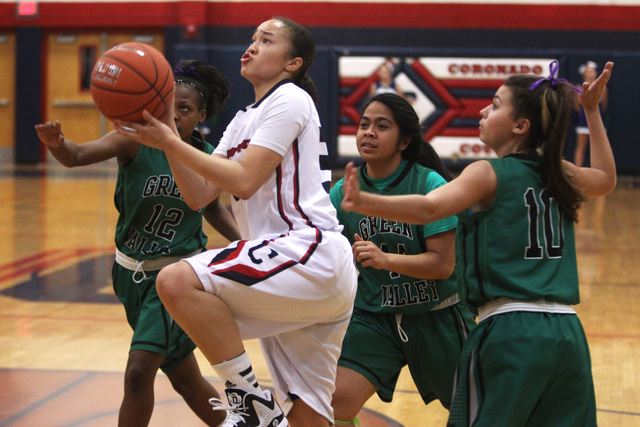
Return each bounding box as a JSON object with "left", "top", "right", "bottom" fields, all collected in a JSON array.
[{"left": 116, "top": 17, "right": 357, "bottom": 427}]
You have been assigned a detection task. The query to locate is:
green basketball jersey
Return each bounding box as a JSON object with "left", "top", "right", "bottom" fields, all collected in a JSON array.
[
  {"left": 456, "top": 154, "right": 579, "bottom": 312},
  {"left": 331, "top": 161, "right": 458, "bottom": 314},
  {"left": 114, "top": 131, "right": 213, "bottom": 260}
]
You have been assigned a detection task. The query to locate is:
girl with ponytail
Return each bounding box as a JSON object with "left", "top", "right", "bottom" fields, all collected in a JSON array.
[
  {"left": 275, "top": 16, "right": 319, "bottom": 103},
  {"left": 115, "top": 17, "right": 357, "bottom": 427},
  {"left": 340, "top": 61, "right": 616, "bottom": 426}
]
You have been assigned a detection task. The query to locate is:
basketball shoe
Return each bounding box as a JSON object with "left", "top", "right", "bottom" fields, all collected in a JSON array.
[{"left": 210, "top": 387, "right": 288, "bottom": 427}]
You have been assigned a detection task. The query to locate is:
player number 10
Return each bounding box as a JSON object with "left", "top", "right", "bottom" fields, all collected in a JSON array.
[{"left": 524, "top": 188, "right": 564, "bottom": 259}]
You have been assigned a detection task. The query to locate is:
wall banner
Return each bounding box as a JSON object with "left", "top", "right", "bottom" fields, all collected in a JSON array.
[{"left": 338, "top": 56, "right": 554, "bottom": 161}]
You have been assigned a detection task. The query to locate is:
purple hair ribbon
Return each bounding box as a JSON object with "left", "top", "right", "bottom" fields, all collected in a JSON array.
[
  {"left": 529, "top": 60, "right": 581, "bottom": 93},
  {"left": 174, "top": 65, "right": 197, "bottom": 76}
]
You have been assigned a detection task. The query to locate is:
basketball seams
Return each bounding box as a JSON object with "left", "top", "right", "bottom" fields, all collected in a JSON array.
[
  {"left": 93, "top": 46, "right": 158, "bottom": 93},
  {"left": 91, "top": 42, "right": 173, "bottom": 122},
  {"left": 154, "top": 65, "right": 174, "bottom": 112}
]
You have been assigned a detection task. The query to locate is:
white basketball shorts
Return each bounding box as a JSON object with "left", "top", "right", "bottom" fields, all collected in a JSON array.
[{"left": 184, "top": 227, "right": 358, "bottom": 421}]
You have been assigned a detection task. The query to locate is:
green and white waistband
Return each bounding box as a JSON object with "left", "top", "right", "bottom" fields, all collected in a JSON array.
[
  {"left": 477, "top": 298, "right": 576, "bottom": 323},
  {"left": 115, "top": 248, "right": 200, "bottom": 283},
  {"left": 431, "top": 293, "right": 459, "bottom": 311}
]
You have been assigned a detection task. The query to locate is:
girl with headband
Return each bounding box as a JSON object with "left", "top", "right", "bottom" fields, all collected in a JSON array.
[
  {"left": 35, "top": 59, "right": 240, "bottom": 426},
  {"left": 340, "top": 60, "right": 615, "bottom": 426}
]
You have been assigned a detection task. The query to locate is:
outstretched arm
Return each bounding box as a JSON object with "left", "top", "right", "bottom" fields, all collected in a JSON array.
[
  {"left": 35, "top": 120, "right": 138, "bottom": 167},
  {"left": 341, "top": 159, "right": 498, "bottom": 225},
  {"left": 116, "top": 110, "right": 283, "bottom": 210},
  {"left": 564, "top": 61, "right": 616, "bottom": 197}
]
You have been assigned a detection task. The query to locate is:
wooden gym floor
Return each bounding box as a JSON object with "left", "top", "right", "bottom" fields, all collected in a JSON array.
[{"left": 0, "top": 162, "right": 639, "bottom": 426}]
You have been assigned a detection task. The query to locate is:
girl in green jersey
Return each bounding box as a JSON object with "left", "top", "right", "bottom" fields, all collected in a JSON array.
[
  {"left": 330, "top": 93, "right": 475, "bottom": 426},
  {"left": 36, "top": 59, "right": 240, "bottom": 426},
  {"left": 341, "top": 61, "right": 615, "bottom": 426}
]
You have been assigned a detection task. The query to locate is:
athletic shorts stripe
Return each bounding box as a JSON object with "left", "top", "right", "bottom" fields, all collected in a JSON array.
[{"left": 205, "top": 231, "right": 322, "bottom": 286}]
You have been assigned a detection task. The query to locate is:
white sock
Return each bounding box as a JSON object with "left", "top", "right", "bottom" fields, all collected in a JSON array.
[{"left": 212, "top": 351, "right": 262, "bottom": 394}]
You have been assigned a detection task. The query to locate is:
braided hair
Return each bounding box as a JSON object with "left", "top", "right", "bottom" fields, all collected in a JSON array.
[{"left": 174, "top": 59, "right": 230, "bottom": 121}]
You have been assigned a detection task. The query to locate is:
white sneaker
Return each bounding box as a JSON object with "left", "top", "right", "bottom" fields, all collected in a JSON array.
[{"left": 210, "top": 388, "right": 288, "bottom": 427}]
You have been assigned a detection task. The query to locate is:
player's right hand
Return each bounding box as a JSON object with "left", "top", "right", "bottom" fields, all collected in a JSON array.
[
  {"left": 341, "top": 162, "right": 362, "bottom": 212},
  {"left": 35, "top": 121, "right": 64, "bottom": 148}
]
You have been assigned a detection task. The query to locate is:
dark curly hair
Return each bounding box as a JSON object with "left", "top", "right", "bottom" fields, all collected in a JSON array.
[{"left": 174, "top": 59, "right": 230, "bottom": 121}]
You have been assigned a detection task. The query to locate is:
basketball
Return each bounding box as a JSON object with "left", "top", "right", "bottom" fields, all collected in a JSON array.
[{"left": 90, "top": 42, "right": 174, "bottom": 122}]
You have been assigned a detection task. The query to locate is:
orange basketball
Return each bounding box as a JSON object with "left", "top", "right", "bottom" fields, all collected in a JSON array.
[{"left": 90, "top": 42, "right": 174, "bottom": 122}]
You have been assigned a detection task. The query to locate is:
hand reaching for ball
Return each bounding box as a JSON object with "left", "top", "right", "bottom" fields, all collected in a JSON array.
[
  {"left": 115, "top": 108, "right": 180, "bottom": 152},
  {"left": 35, "top": 120, "right": 65, "bottom": 148}
]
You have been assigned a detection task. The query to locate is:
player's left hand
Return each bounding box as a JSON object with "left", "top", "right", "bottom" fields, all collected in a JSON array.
[
  {"left": 352, "top": 233, "right": 388, "bottom": 270},
  {"left": 579, "top": 61, "right": 613, "bottom": 111},
  {"left": 115, "top": 110, "right": 179, "bottom": 151}
]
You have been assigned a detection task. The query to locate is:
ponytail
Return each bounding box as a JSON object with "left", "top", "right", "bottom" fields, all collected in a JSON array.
[
  {"left": 274, "top": 16, "right": 317, "bottom": 103},
  {"left": 296, "top": 74, "right": 318, "bottom": 104},
  {"left": 504, "top": 73, "right": 584, "bottom": 222}
]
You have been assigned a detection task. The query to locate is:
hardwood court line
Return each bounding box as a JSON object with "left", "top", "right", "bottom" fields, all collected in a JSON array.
[
  {"left": 587, "top": 333, "right": 640, "bottom": 340},
  {"left": 0, "top": 370, "right": 97, "bottom": 427},
  {"left": 597, "top": 408, "right": 640, "bottom": 417},
  {"left": 0, "top": 248, "right": 108, "bottom": 283},
  {"left": 0, "top": 368, "right": 405, "bottom": 427},
  {"left": 0, "top": 312, "right": 123, "bottom": 323}
]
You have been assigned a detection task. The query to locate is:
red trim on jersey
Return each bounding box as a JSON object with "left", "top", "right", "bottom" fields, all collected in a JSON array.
[
  {"left": 275, "top": 164, "right": 294, "bottom": 230},
  {"left": 208, "top": 240, "right": 248, "bottom": 267},
  {"left": 217, "top": 259, "right": 298, "bottom": 285},
  {"left": 226, "top": 139, "right": 250, "bottom": 158},
  {"left": 290, "top": 139, "right": 314, "bottom": 228},
  {"left": 299, "top": 228, "right": 321, "bottom": 265},
  {"left": 206, "top": 232, "right": 321, "bottom": 285}
]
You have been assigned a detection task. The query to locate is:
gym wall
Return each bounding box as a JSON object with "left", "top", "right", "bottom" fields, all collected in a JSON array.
[{"left": 2, "top": 1, "right": 639, "bottom": 173}]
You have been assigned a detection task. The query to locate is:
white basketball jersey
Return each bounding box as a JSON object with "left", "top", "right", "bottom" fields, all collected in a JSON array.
[{"left": 215, "top": 80, "right": 341, "bottom": 240}]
